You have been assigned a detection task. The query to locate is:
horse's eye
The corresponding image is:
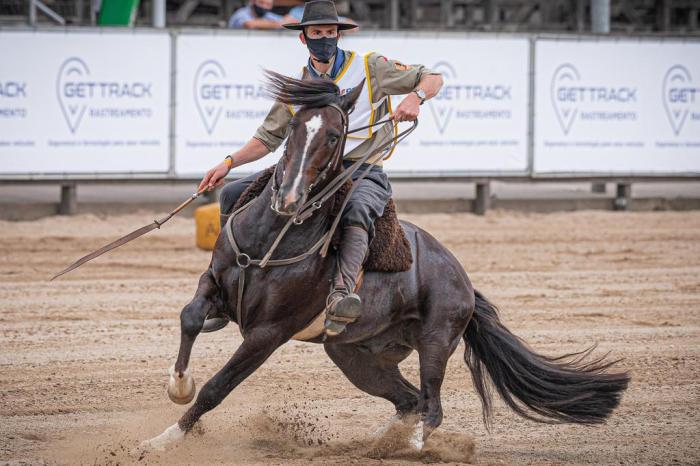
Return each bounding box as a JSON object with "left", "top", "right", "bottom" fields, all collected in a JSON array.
[{"left": 327, "top": 134, "right": 339, "bottom": 145}]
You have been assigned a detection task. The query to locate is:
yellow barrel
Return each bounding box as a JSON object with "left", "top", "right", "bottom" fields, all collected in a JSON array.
[{"left": 194, "top": 202, "right": 221, "bottom": 251}]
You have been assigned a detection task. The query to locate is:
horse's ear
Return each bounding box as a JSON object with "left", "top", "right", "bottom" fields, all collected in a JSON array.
[{"left": 339, "top": 79, "right": 365, "bottom": 114}]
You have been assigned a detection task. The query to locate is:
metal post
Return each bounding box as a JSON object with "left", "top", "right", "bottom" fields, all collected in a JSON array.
[
  {"left": 614, "top": 183, "right": 631, "bottom": 211},
  {"left": 474, "top": 182, "right": 491, "bottom": 215},
  {"left": 526, "top": 36, "right": 535, "bottom": 176},
  {"left": 409, "top": 0, "right": 418, "bottom": 28},
  {"left": 591, "top": 0, "right": 610, "bottom": 33},
  {"left": 575, "top": 0, "right": 586, "bottom": 32},
  {"left": 76, "top": 0, "right": 85, "bottom": 24},
  {"left": 32, "top": 0, "right": 66, "bottom": 25},
  {"left": 90, "top": 0, "right": 97, "bottom": 25},
  {"left": 28, "top": 0, "right": 37, "bottom": 25},
  {"left": 168, "top": 30, "right": 177, "bottom": 177},
  {"left": 657, "top": 0, "right": 671, "bottom": 31},
  {"left": 486, "top": 0, "right": 498, "bottom": 30},
  {"left": 442, "top": 0, "right": 454, "bottom": 28},
  {"left": 590, "top": 0, "right": 609, "bottom": 193},
  {"left": 390, "top": 0, "right": 400, "bottom": 30},
  {"left": 153, "top": 0, "right": 166, "bottom": 28},
  {"left": 59, "top": 183, "right": 78, "bottom": 215}
]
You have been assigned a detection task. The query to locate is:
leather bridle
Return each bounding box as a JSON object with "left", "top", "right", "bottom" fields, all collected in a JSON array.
[{"left": 269, "top": 102, "right": 349, "bottom": 217}]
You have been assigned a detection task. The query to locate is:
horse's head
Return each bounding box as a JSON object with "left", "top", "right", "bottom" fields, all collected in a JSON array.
[{"left": 264, "top": 71, "right": 364, "bottom": 216}]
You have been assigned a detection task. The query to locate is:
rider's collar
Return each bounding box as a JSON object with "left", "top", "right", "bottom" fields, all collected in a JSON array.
[{"left": 307, "top": 48, "right": 345, "bottom": 80}]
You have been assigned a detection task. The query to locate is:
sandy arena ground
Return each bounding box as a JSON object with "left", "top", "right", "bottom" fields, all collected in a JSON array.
[{"left": 1, "top": 210, "right": 698, "bottom": 464}]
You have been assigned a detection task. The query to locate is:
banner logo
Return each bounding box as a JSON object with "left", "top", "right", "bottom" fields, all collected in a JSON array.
[
  {"left": 194, "top": 60, "right": 226, "bottom": 135},
  {"left": 428, "top": 61, "right": 457, "bottom": 134},
  {"left": 55, "top": 57, "right": 154, "bottom": 133},
  {"left": 550, "top": 63, "right": 580, "bottom": 135},
  {"left": 56, "top": 57, "right": 90, "bottom": 133},
  {"left": 663, "top": 65, "right": 697, "bottom": 136}
]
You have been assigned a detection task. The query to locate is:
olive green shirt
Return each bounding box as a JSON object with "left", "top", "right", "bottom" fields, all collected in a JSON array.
[{"left": 253, "top": 51, "right": 439, "bottom": 166}]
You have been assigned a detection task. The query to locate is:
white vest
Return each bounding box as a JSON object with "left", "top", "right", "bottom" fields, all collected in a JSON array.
[{"left": 290, "top": 51, "right": 397, "bottom": 157}]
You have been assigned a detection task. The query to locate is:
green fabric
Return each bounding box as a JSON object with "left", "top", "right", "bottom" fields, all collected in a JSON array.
[{"left": 98, "top": 0, "right": 140, "bottom": 26}]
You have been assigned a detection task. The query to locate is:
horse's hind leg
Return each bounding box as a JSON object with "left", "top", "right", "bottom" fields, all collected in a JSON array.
[
  {"left": 324, "top": 343, "right": 420, "bottom": 428},
  {"left": 168, "top": 270, "right": 220, "bottom": 405},
  {"left": 413, "top": 318, "right": 467, "bottom": 448}
]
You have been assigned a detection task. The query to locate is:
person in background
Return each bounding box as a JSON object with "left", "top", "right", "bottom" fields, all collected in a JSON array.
[{"left": 228, "top": 0, "right": 297, "bottom": 30}]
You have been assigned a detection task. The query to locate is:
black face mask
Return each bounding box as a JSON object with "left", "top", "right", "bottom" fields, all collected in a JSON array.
[
  {"left": 253, "top": 5, "right": 270, "bottom": 17},
  {"left": 305, "top": 35, "right": 338, "bottom": 64}
]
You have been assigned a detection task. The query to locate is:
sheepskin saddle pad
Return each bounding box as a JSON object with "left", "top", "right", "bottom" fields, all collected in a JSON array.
[{"left": 232, "top": 166, "right": 413, "bottom": 273}]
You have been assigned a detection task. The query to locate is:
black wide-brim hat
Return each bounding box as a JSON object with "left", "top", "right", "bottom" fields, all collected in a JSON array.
[{"left": 283, "top": 0, "right": 358, "bottom": 31}]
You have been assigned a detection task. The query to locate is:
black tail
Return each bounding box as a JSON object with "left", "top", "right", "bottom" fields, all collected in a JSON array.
[{"left": 463, "top": 290, "right": 630, "bottom": 427}]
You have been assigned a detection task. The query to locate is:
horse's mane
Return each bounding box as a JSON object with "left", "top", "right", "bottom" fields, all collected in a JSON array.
[{"left": 264, "top": 69, "right": 340, "bottom": 108}]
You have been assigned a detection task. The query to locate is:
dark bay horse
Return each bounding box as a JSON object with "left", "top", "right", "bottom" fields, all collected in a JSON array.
[{"left": 143, "top": 72, "right": 629, "bottom": 452}]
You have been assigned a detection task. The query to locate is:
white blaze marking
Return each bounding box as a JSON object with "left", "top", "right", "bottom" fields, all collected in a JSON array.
[{"left": 289, "top": 114, "right": 323, "bottom": 198}]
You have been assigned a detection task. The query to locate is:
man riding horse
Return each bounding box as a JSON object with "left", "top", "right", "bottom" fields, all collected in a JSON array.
[
  {"left": 138, "top": 2, "right": 628, "bottom": 451},
  {"left": 198, "top": 0, "right": 444, "bottom": 336}
]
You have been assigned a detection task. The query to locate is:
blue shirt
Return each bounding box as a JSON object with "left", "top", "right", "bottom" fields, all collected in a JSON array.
[
  {"left": 306, "top": 48, "right": 346, "bottom": 80},
  {"left": 227, "top": 6, "right": 283, "bottom": 29}
]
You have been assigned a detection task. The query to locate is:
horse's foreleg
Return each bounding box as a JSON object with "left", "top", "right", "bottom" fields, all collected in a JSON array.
[
  {"left": 144, "top": 327, "right": 287, "bottom": 450},
  {"left": 168, "top": 271, "right": 219, "bottom": 405}
]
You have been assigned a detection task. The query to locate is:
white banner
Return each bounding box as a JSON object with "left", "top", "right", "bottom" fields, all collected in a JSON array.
[
  {"left": 534, "top": 39, "right": 700, "bottom": 174},
  {"left": 0, "top": 31, "right": 170, "bottom": 174},
  {"left": 343, "top": 35, "right": 530, "bottom": 174},
  {"left": 175, "top": 34, "right": 307, "bottom": 176},
  {"left": 175, "top": 33, "right": 530, "bottom": 176}
]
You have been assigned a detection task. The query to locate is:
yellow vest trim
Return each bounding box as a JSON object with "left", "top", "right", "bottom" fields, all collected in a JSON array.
[
  {"left": 383, "top": 96, "right": 400, "bottom": 160},
  {"left": 346, "top": 51, "right": 376, "bottom": 140},
  {"left": 334, "top": 51, "right": 355, "bottom": 83}
]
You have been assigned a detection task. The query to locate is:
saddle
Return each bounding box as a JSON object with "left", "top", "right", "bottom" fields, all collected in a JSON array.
[{"left": 232, "top": 166, "right": 412, "bottom": 273}]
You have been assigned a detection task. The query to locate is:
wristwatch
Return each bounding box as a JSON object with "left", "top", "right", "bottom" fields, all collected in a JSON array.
[{"left": 412, "top": 88, "right": 426, "bottom": 105}]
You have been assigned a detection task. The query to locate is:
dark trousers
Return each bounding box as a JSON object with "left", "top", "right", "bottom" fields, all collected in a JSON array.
[{"left": 219, "top": 161, "right": 392, "bottom": 239}]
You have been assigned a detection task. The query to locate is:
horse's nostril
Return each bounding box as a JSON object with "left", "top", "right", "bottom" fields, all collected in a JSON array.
[{"left": 283, "top": 193, "right": 299, "bottom": 212}]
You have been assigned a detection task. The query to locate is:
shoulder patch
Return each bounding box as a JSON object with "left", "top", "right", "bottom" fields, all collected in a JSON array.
[{"left": 394, "top": 62, "right": 412, "bottom": 71}]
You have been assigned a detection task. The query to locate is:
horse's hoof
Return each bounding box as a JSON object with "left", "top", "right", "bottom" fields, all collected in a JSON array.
[
  {"left": 201, "top": 317, "right": 229, "bottom": 333},
  {"left": 410, "top": 421, "right": 425, "bottom": 450},
  {"left": 141, "top": 423, "right": 185, "bottom": 452},
  {"left": 167, "top": 365, "right": 196, "bottom": 405}
]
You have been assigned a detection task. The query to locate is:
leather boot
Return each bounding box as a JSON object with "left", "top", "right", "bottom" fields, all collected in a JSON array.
[{"left": 325, "top": 226, "right": 369, "bottom": 336}]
